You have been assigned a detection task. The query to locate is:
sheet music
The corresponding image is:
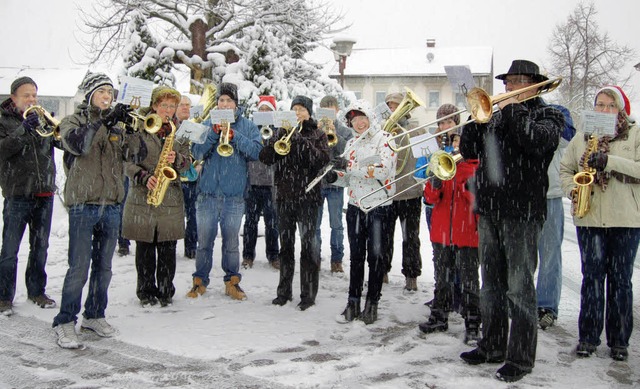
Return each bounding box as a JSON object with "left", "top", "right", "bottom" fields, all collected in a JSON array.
[
  {"left": 581, "top": 110, "right": 616, "bottom": 137},
  {"left": 116, "top": 76, "right": 154, "bottom": 107},
  {"left": 253, "top": 112, "right": 275, "bottom": 126},
  {"left": 176, "top": 121, "right": 208, "bottom": 144},
  {"left": 210, "top": 109, "right": 236, "bottom": 124}
]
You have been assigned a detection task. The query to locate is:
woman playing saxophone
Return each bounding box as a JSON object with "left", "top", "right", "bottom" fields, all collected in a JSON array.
[{"left": 559, "top": 85, "right": 640, "bottom": 362}]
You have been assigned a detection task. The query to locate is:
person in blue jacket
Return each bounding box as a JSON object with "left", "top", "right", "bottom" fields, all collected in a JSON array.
[{"left": 187, "top": 82, "right": 262, "bottom": 301}]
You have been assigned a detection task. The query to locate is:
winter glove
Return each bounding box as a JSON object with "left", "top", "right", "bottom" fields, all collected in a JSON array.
[
  {"left": 430, "top": 177, "right": 443, "bottom": 190},
  {"left": 103, "top": 103, "right": 131, "bottom": 128},
  {"left": 22, "top": 112, "right": 40, "bottom": 132},
  {"left": 587, "top": 152, "right": 608, "bottom": 172},
  {"left": 332, "top": 157, "right": 349, "bottom": 170},
  {"left": 326, "top": 170, "right": 338, "bottom": 184}
]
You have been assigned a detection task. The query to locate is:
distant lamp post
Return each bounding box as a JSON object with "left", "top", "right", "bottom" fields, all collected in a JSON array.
[{"left": 331, "top": 37, "right": 357, "bottom": 89}]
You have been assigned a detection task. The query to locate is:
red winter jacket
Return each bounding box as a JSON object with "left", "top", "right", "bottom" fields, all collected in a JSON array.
[{"left": 424, "top": 159, "right": 479, "bottom": 248}]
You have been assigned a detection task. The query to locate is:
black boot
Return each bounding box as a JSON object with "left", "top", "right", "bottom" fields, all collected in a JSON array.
[
  {"left": 341, "top": 300, "right": 361, "bottom": 322},
  {"left": 361, "top": 300, "right": 378, "bottom": 325}
]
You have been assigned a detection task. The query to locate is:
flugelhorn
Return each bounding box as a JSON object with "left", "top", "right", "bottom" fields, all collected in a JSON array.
[
  {"left": 274, "top": 121, "right": 301, "bottom": 156},
  {"left": 23, "top": 105, "right": 61, "bottom": 140},
  {"left": 387, "top": 78, "right": 563, "bottom": 153}
]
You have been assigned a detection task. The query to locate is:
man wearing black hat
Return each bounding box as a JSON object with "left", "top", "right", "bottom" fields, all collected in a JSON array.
[
  {"left": 0, "top": 77, "right": 60, "bottom": 316},
  {"left": 260, "top": 95, "right": 330, "bottom": 311},
  {"left": 458, "top": 60, "right": 564, "bottom": 382}
]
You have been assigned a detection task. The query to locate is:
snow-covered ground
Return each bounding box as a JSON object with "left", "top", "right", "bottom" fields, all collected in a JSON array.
[{"left": 1, "top": 159, "right": 639, "bottom": 388}]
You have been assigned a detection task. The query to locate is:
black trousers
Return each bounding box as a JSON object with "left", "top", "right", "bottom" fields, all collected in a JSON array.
[
  {"left": 384, "top": 197, "right": 422, "bottom": 278},
  {"left": 276, "top": 201, "right": 319, "bottom": 303},
  {"left": 135, "top": 235, "right": 177, "bottom": 301}
]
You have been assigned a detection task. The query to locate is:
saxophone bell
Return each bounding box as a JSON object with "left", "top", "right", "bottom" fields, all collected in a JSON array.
[{"left": 570, "top": 135, "right": 598, "bottom": 218}]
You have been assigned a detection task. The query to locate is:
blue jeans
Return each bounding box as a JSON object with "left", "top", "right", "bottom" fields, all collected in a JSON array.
[
  {"left": 0, "top": 196, "right": 53, "bottom": 302},
  {"left": 537, "top": 197, "right": 564, "bottom": 316},
  {"left": 53, "top": 204, "right": 120, "bottom": 326},
  {"left": 577, "top": 226, "right": 640, "bottom": 348},
  {"left": 243, "top": 185, "right": 279, "bottom": 262},
  {"left": 182, "top": 181, "right": 198, "bottom": 254},
  {"left": 193, "top": 194, "right": 244, "bottom": 285},
  {"left": 315, "top": 186, "right": 345, "bottom": 263}
]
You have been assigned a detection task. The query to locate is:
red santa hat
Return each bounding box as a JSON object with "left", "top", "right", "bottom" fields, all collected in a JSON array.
[
  {"left": 595, "top": 85, "right": 630, "bottom": 116},
  {"left": 257, "top": 95, "right": 277, "bottom": 111}
]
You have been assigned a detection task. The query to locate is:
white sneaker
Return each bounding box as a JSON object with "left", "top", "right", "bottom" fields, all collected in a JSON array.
[
  {"left": 54, "top": 322, "right": 82, "bottom": 349},
  {"left": 81, "top": 318, "right": 116, "bottom": 338}
]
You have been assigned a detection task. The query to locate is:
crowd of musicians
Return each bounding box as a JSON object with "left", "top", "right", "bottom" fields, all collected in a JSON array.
[{"left": 1, "top": 58, "right": 639, "bottom": 382}]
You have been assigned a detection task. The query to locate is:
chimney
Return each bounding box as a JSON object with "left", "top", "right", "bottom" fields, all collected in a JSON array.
[{"left": 426, "top": 38, "right": 436, "bottom": 48}]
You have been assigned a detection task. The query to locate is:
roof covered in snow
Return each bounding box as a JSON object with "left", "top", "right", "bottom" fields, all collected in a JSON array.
[{"left": 0, "top": 67, "right": 89, "bottom": 97}]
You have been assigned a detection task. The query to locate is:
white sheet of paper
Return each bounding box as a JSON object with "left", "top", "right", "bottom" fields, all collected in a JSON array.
[
  {"left": 210, "top": 109, "right": 235, "bottom": 124},
  {"left": 117, "top": 76, "right": 155, "bottom": 107},
  {"left": 581, "top": 110, "right": 616, "bottom": 137},
  {"left": 444, "top": 65, "right": 476, "bottom": 95},
  {"left": 176, "top": 121, "right": 208, "bottom": 144},
  {"left": 253, "top": 111, "right": 275, "bottom": 126},
  {"left": 275, "top": 111, "right": 298, "bottom": 128},
  {"left": 317, "top": 108, "right": 337, "bottom": 121},
  {"left": 190, "top": 105, "right": 204, "bottom": 120},
  {"left": 410, "top": 133, "right": 440, "bottom": 158},
  {"left": 374, "top": 103, "right": 392, "bottom": 124}
]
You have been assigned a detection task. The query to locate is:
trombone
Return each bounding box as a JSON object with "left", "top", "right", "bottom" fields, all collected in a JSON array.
[
  {"left": 358, "top": 149, "right": 462, "bottom": 212},
  {"left": 217, "top": 120, "right": 234, "bottom": 157},
  {"left": 387, "top": 77, "right": 563, "bottom": 153},
  {"left": 23, "top": 105, "right": 61, "bottom": 140},
  {"left": 274, "top": 121, "right": 301, "bottom": 156}
]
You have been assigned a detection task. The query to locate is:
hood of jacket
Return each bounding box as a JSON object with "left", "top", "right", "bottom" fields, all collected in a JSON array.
[{"left": 342, "top": 100, "right": 382, "bottom": 140}]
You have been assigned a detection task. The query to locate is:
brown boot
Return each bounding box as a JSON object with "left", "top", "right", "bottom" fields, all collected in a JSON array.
[
  {"left": 242, "top": 258, "right": 254, "bottom": 269},
  {"left": 383, "top": 273, "right": 389, "bottom": 284},
  {"left": 186, "top": 277, "right": 206, "bottom": 298},
  {"left": 331, "top": 262, "right": 344, "bottom": 273},
  {"left": 225, "top": 276, "right": 247, "bottom": 300},
  {"left": 404, "top": 277, "right": 418, "bottom": 291}
]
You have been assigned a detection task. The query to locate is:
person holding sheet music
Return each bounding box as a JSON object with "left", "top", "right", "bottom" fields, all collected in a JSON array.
[
  {"left": 259, "top": 95, "right": 330, "bottom": 311},
  {"left": 242, "top": 95, "right": 280, "bottom": 270},
  {"left": 187, "top": 83, "right": 262, "bottom": 301},
  {"left": 559, "top": 85, "right": 640, "bottom": 362}
]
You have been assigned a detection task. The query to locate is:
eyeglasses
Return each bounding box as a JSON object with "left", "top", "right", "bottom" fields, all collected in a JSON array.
[
  {"left": 503, "top": 77, "right": 533, "bottom": 85},
  {"left": 158, "top": 104, "right": 177, "bottom": 110},
  {"left": 594, "top": 102, "right": 618, "bottom": 111}
]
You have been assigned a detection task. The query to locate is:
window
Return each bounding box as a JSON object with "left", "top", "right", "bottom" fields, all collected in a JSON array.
[
  {"left": 375, "top": 91, "right": 387, "bottom": 106},
  {"left": 428, "top": 91, "right": 440, "bottom": 108}
]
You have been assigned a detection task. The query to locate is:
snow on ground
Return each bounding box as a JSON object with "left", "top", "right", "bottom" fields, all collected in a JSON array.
[{"left": 1, "top": 162, "right": 639, "bottom": 388}]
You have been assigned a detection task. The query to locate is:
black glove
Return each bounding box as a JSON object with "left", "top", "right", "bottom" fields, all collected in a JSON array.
[
  {"left": 22, "top": 112, "right": 40, "bottom": 132},
  {"left": 326, "top": 170, "right": 338, "bottom": 184},
  {"left": 431, "top": 177, "right": 443, "bottom": 190},
  {"left": 587, "top": 152, "right": 608, "bottom": 172},
  {"left": 332, "top": 157, "right": 349, "bottom": 170},
  {"left": 103, "top": 103, "right": 131, "bottom": 128}
]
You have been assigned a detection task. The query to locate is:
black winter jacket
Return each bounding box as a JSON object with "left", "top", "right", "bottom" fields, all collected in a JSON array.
[
  {"left": 259, "top": 119, "right": 330, "bottom": 207},
  {"left": 460, "top": 97, "right": 564, "bottom": 222},
  {"left": 0, "top": 98, "right": 59, "bottom": 198}
]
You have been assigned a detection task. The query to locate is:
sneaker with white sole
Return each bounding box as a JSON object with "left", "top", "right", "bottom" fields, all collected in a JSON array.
[
  {"left": 81, "top": 318, "right": 116, "bottom": 337},
  {"left": 54, "top": 322, "right": 82, "bottom": 349}
]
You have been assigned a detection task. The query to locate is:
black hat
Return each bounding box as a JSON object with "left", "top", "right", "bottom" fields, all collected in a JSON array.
[
  {"left": 495, "top": 60, "right": 548, "bottom": 83},
  {"left": 291, "top": 95, "right": 313, "bottom": 117},
  {"left": 79, "top": 72, "right": 114, "bottom": 102},
  {"left": 10, "top": 76, "right": 37, "bottom": 95},
  {"left": 217, "top": 82, "right": 238, "bottom": 105}
]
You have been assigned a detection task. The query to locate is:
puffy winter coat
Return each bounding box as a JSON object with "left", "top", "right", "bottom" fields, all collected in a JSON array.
[
  {"left": 460, "top": 97, "right": 564, "bottom": 222},
  {"left": 259, "top": 118, "right": 330, "bottom": 207},
  {"left": 560, "top": 125, "right": 640, "bottom": 228},
  {"left": 332, "top": 101, "right": 396, "bottom": 208},
  {"left": 192, "top": 106, "right": 262, "bottom": 198},
  {"left": 122, "top": 121, "right": 190, "bottom": 242},
  {"left": 58, "top": 102, "right": 126, "bottom": 207},
  {"left": 0, "top": 98, "right": 58, "bottom": 198},
  {"left": 424, "top": 159, "right": 479, "bottom": 247}
]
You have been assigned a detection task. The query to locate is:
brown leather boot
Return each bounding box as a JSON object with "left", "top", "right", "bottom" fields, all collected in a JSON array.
[
  {"left": 331, "top": 262, "right": 344, "bottom": 273},
  {"left": 186, "top": 277, "right": 206, "bottom": 298},
  {"left": 225, "top": 276, "right": 247, "bottom": 300}
]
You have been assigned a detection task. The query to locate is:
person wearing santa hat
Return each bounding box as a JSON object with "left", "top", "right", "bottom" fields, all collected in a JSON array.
[
  {"left": 242, "top": 96, "right": 280, "bottom": 270},
  {"left": 560, "top": 85, "right": 640, "bottom": 362}
]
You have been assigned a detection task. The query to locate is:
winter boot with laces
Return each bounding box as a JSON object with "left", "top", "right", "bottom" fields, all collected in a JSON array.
[
  {"left": 186, "top": 277, "right": 206, "bottom": 298},
  {"left": 29, "top": 294, "right": 57, "bottom": 309},
  {"left": 225, "top": 276, "right": 247, "bottom": 300}
]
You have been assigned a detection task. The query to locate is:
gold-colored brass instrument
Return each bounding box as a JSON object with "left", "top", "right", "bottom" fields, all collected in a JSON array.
[
  {"left": 358, "top": 149, "right": 462, "bottom": 212},
  {"left": 571, "top": 135, "right": 598, "bottom": 218},
  {"left": 319, "top": 117, "right": 337, "bottom": 147},
  {"left": 23, "top": 105, "right": 61, "bottom": 140},
  {"left": 216, "top": 120, "right": 234, "bottom": 157},
  {"left": 383, "top": 88, "right": 425, "bottom": 174},
  {"left": 129, "top": 112, "right": 163, "bottom": 134},
  {"left": 387, "top": 78, "right": 563, "bottom": 153},
  {"left": 147, "top": 120, "right": 178, "bottom": 207},
  {"left": 274, "top": 121, "right": 301, "bottom": 156},
  {"left": 191, "top": 84, "right": 217, "bottom": 124}
]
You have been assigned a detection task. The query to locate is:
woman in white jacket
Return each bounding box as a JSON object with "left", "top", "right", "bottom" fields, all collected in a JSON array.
[
  {"left": 559, "top": 85, "right": 640, "bottom": 362},
  {"left": 327, "top": 100, "right": 396, "bottom": 324}
]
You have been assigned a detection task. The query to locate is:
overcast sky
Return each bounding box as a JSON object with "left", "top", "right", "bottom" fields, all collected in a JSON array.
[{"left": 2, "top": 0, "right": 640, "bottom": 102}]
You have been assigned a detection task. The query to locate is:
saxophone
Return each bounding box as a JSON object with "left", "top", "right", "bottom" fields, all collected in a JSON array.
[
  {"left": 570, "top": 135, "right": 598, "bottom": 218},
  {"left": 147, "top": 120, "right": 178, "bottom": 207}
]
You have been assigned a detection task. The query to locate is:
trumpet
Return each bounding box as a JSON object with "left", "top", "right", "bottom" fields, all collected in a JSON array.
[
  {"left": 261, "top": 125, "right": 273, "bottom": 140},
  {"left": 23, "top": 105, "right": 61, "bottom": 140},
  {"left": 358, "top": 149, "right": 462, "bottom": 212},
  {"left": 274, "top": 121, "right": 301, "bottom": 156},
  {"left": 319, "top": 117, "right": 337, "bottom": 147},
  {"left": 128, "top": 112, "right": 163, "bottom": 134},
  {"left": 387, "top": 77, "right": 563, "bottom": 153},
  {"left": 217, "top": 120, "right": 234, "bottom": 157}
]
